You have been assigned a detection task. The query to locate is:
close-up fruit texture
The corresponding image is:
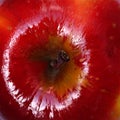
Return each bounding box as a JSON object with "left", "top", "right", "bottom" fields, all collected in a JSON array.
[{"left": 0, "top": 0, "right": 120, "bottom": 120}]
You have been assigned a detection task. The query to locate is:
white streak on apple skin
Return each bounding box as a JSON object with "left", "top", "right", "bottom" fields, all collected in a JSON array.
[
  {"left": 41, "top": 2, "right": 62, "bottom": 12},
  {"left": 115, "top": 0, "right": 120, "bottom": 4},
  {"left": 0, "top": 0, "right": 5, "bottom": 6},
  {"left": 0, "top": 112, "right": 6, "bottom": 120}
]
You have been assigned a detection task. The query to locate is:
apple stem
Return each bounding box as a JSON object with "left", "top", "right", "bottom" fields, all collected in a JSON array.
[{"left": 49, "top": 50, "right": 70, "bottom": 69}]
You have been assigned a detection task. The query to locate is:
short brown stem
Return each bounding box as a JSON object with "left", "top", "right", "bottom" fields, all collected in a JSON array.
[{"left": 49, "top": 50, "right": 70, "bottom": 69}]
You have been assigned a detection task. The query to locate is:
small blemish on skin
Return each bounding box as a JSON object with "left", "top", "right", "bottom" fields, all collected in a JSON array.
[
  {"left": 109, "top": 36, "right": 114, "bottom": 40},
  {"left": 96, "top": 12, "right": 99, "bottom": 17},
  {"left": 7, "top": 26, "right": 12, "bottom": 31},
  {"left": 112, "top": 23, "right": 117, "bottom": 28},
  {"left": 100, "top": 89, "right": 108, "bottom": 93},
  {"left": 95, "top": 77, "right": 99, "bottom": 80},
  {"left": 79, "top": 58, "right": 85, "bottom": 63},
  {"left": 9, "top": 101, "right": 12, "bottom": 105},
  {"left": 43, "top": 22, "right": 49, "bottom": 27},
  {"left": 89, "top": 76, "right": 94, "bottom": 79},
  {"left": 89, "top": 76, "right": 99, "bottom": 80}
]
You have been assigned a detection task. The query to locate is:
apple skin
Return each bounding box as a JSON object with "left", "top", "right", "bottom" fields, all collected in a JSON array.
[{"left": 0, "top": 0, "right": 120, "bottom": 120}]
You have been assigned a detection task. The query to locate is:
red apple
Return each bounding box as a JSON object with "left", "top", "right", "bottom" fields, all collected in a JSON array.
[{"left": 0, "top": 0, "right": 120, "bottom": 120}]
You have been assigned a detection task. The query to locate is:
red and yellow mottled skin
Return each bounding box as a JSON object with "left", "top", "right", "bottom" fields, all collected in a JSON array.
[{"left": 0, "top": 0, "right": 120, "bottom": 120}]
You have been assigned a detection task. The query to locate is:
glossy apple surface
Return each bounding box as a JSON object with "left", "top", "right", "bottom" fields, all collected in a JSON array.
[{"left": 0, "top": 0, "right": 120, "bottom": 120}]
